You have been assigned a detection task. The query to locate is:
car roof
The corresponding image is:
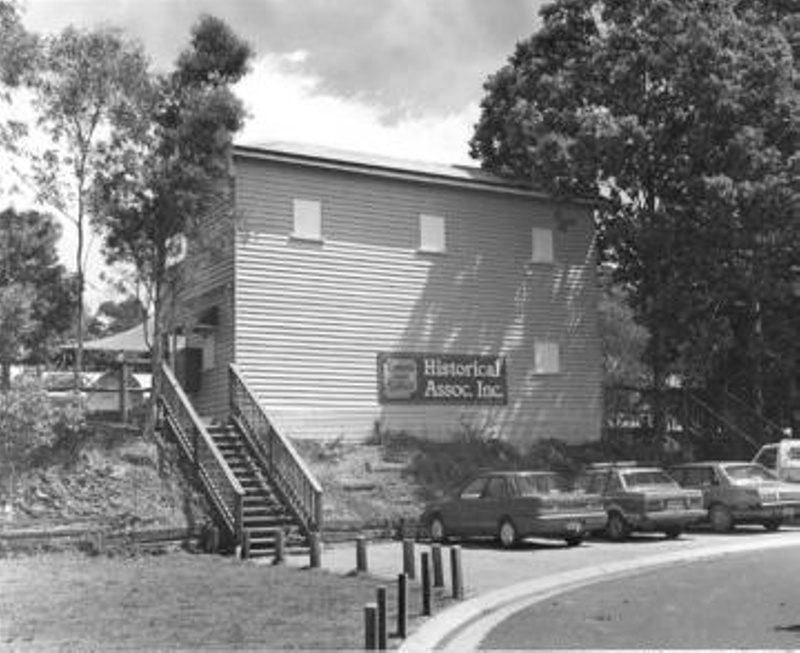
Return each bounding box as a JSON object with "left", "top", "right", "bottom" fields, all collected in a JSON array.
[
  {"left": 583, "top": 465, "right": 665, "bottom": 473},
  {"left": 478, "top": 470, "right": 556, "bottom": 477},
  {"left": 672, "top": 461, "right": 755, "bottom": 468}
]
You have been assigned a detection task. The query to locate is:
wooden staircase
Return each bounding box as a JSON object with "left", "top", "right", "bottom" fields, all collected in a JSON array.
[
  {"left": 207, "top": 423, "right": 305, "bottom": 558},
  {"left": 157, "top": 362, "right": 322, "bottom": 559}
]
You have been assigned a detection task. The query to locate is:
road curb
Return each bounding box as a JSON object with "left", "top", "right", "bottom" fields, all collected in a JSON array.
[{"left": 400, "top": 533, "right": 800, "bottom": 652}]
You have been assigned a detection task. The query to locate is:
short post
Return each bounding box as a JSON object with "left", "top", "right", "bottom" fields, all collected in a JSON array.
[
  {"left": 273, "top": 530, "right": 285, "bottom": 565},
  {"left": 431, "top": 543, "right": 444, "bottom": 588},
  {"left": 402, "top": 538, "right": 416, "bottom": 580},
  {"left": 308, "top": 531, "right": 321, "bottom": 568},
  {"left": 356, "top": 535, "right": 368, "bottom": 573},
  {"left": 239, "top": 529, "right": 249, "bottom": 560},
  {"left": 118, "top": 353, "right": 129, "bottom": 423},
  {"left": 450, "top": 545, "right": 464, "bottom": 600},
  {"left": 93, "top": 531, "right": 105, "bottom": 555},
  {"left": 376, "top": 586, "right": 388, "bottom": 650},
  {"left": 206, "top": 526, "right": 220, "bottom": 554},
  {"left": 364, "top": 603, "right": 378, "bottom": 651},
  {"left": 397, "top": 573, "right": 408, "bottom": 639},
  {"left": 421, "top": 552, "right": 432, "bottom": 616}
]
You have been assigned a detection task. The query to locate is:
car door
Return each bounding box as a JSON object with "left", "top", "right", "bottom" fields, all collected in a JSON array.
[
  {"left": 453, "top": 476, "right": 489, "bottom": 536},
  {"left": 475, "top": 476, "right": 509, "bottom": 535}
]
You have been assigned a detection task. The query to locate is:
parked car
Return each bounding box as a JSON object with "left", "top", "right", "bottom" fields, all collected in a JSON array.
[
  {"left": 752, "top": 440, "right": 800, "bottom": 482},
  {"left": 670, "top": 461, "right": 800, "bottom": 532},
  {"left": 421, "top": 470, "right": 607, "bottom": 548},
  {"left": 573, "top": 463, "right": 705, "bottom": 540}
]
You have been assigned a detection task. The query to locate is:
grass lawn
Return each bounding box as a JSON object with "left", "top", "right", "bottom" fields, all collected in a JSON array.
[{"left": 0, "top": 550, "right": 441, "bottom": 650}]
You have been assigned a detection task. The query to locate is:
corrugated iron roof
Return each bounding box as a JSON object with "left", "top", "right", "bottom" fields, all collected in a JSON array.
[{"left": 234, "top": 141, "right": 551, "bottom": 198}]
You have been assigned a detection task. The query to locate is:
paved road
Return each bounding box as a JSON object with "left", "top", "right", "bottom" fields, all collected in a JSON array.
[
  {"left": 481, "top": 545, "right": 800, "bottom": 650},
  {"left": 288, "top": 526, "right": 800, "bottom": 598}
]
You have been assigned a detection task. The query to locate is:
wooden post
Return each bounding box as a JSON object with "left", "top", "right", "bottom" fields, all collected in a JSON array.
[
  {"left": 356, "top": 535, "right": 368, "bottom": 573},
  {"left": 421, "top": 552, "right": 432, "bottom": 616},
  {"left": 450, "top": 545, "right": 464, "bottom": 599},
  {"left": 118, "top": 353, "right": 128, "bottom": 423},
  {"left": 309, "top": 531, "right": 321, "bottom": 568},
  {"left": 376, "top": 586, "right": 388, "bottom": 651},
  {"left": 432, "top": 543, "right": 444, "bottom": 588},
  {"left": 402, "top": 538, "right": 415, "bottom": 580},
  {"left": 273, "top": 530, "right": 285, "bottom": 565},
  {"left": 397, "top": 573, "right": 408, "bottom": 639},
  {"left": 364, "top": 603, "right": 378, "bottom": 650},
  {"left": 240, "top": 529, "right": 249, "bottom": 559}
]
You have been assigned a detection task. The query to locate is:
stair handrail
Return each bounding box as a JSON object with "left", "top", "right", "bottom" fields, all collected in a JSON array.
[
  {"left": 228, "top": 364, "right": 323, "bottom": 534},
  {"left": 158, "top": 362, "right": 245, "bottom": 543},
  {"left": 719, "top": 388, "right": 785, "bottom": 443},
  {"left": 672, "top": 389, "right": 760, "bottom": 453}
]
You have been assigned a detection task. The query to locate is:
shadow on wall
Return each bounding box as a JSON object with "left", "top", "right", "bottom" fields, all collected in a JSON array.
[{"left": 378, "top": 218, "right": 599, "bottom": 448}]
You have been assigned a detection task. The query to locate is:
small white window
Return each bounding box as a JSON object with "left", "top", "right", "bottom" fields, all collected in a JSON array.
[
  {"left": 534, "top": 340, "right": 560, "bottom": 374},
  {"left": 292, "top": 199, "right": 322, "bottom": 241},
  {"left": 419, "top": 214, "right": 446, "bottom": 253},
  {"left": 531, "top": 227, "right": 554, "bottom": 263}
]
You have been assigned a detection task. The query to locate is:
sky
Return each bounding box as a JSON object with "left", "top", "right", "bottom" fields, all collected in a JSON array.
[{"left": 7, "top": 0, "right": 548, "bottom": 304}]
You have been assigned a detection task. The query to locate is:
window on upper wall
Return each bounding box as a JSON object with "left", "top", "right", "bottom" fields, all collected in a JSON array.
[
  {"left": 292, "top": 199, "right": 322, "bottom": 241},
  {"left": 534, "top": 340, "right": 560, "bottom": 374},
  {"left": 418, "top": 213, "right": 446, "bottom": 253},
  {"left": 531, "top": 227, "right": 554, "bottom": 263}
]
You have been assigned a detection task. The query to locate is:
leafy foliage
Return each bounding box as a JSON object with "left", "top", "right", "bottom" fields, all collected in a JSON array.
[
  {"left": 90, "top": 15, "right": 253, "bottom": 432},
  {"left": 471, "top": 0, "right": 799, "bottom": 426},
  {"left": 0, "top": 375, "right": 85, "bottom": 473},
  {"left": 30, "top": 26, "right": 151, "bottom": 377},
  {"left": 0, "top": 208, "right": 75, "bottom": 378}
]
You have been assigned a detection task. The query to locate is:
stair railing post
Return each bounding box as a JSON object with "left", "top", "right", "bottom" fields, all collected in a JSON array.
[
  {"left": 236, "top": 493, "right": 244, "bottom": 554},
  {"left": 193, "top": 426, "right": 200, "bottom": 472}
]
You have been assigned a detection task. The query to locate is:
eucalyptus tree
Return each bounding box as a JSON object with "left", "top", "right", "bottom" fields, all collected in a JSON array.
[
  {"left": 31, "top": 26, "right": 150, "bottom": 384},
  {"left": 471, "top": 0, "right": 799, "bottom": 429},
  {"left": 91, "top": 15, "right": 253, "bottom": 430}
]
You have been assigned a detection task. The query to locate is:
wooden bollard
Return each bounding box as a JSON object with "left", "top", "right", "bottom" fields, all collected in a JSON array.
[
  {"left": 93, "top": 531, "right": 105, "bottom": 555},
  {"left": 239, "top": 530, "right": 249, "bottom": 560},
  {"left": 376, "top": 586, "right": 388, "bottom": 651},
  {"left": 421, "top": 552, "right": 432, "bottom": 616},
  {"left": 402, "top": 539, "right": 416, "bottom": 580},
  {"left": 431, "top": 543, "right": 444, "bottom": 588},
  {"left": 397, "top": 573, "right": 408, "bottom": 639},
  {"left": 364, "top": 603, "right": 378, "bottom": 650},
  {"left": 309, "top": 531, "right": 321, "bottom": 568},
  {"left": 450, "top": 545, "right": 464, "bottom": 600},
  {"left": 356, "top": 535, "right": 368, "bottom": 573},
  {"left": 273, "top": 530, "right": 285, "bottom": 565}
]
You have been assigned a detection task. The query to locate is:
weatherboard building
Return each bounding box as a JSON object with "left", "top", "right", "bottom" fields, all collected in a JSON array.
[{"left": 170, "top": 142, "right": 601, "bottom": 448}]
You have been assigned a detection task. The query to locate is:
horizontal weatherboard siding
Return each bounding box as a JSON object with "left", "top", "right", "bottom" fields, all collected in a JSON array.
[{"left": 232, "top": 153, "right": 601, "bottom": 446}]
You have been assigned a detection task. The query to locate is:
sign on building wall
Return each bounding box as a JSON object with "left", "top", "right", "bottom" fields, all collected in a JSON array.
[{"left": 377, "top": 353, "right": 507, "bottom": 404}]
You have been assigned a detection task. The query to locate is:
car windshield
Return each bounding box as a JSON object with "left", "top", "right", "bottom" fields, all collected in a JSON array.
[
  {"left": 621, "top": 470, "right": 677, "bottom": 489},
  {"left": 515, "top": 474, "right": 569, "bottom": 496},
  {"left": 723, "top": 464, "right": 777, "bottom": 483}
]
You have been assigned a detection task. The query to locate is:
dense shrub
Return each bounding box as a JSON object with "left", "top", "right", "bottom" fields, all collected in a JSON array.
[{"left": 0, "top": 375, "right": 85, "bottom": 474}]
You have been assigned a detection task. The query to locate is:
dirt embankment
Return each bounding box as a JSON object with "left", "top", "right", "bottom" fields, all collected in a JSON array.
[{"left": 1, "top": 424, "right": 208, "bottom": 535}]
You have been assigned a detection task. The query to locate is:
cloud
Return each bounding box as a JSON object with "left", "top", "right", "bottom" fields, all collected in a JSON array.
[
  {"left": 22, "top": 0, "right": 546, "bottom": 119},
  {"left": 235, "top": 54, "right": 479, "bottom": 164}
]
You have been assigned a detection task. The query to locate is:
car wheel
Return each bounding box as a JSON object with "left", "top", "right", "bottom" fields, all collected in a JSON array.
[
  {"left": 763, "top": 519, "right": 782, "bottom": 532},
  {"left": 497, "top": 519, "right": 518, "bottom": 549},
  {"left": 606, "top": 512, "right": 629, "bottom": 541},
  {"left": 664, "top": 526, "right": 683, "bottom": 539},
  {"left": 709, "top": 504, "right": 734, "bottom": 533},
  {"left": 429, "top": 515, "right": 447, "bottom": 542},
  {"left": 564, "top": 535, "right": 584, "bottom": 547}
]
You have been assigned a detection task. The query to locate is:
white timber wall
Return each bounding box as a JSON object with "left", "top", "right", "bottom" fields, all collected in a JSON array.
[{"left": 233, "top": 155, "right": 602, "bottom": 447}]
